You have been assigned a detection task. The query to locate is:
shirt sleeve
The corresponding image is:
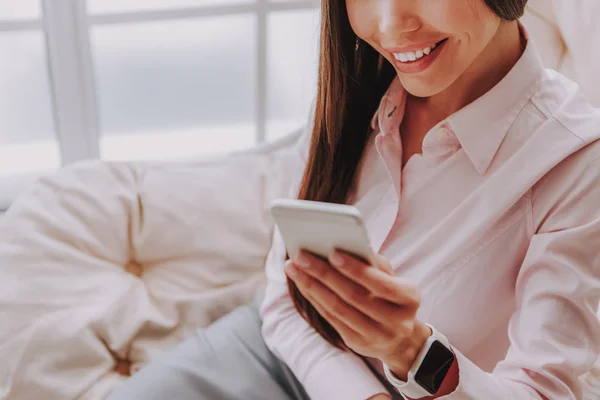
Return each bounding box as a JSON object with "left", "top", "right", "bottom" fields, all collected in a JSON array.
[
  {"left": 259, "top": 123, "right": 390, "bottom": 400},
  {"left": 416, "top": 158, "right": 600, "bottom": 399}
]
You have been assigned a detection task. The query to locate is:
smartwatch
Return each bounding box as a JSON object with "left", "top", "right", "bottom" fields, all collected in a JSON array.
[{"left": 383, "top": 324, "right": 455, "bottom": 398}]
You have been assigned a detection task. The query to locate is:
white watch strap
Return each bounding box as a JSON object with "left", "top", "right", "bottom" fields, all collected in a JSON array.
[{"left": 383, "top": 324, "right": 452, "bottom": 398}]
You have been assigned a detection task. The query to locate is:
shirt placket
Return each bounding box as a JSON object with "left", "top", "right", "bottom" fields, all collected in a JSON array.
[
  {"left": 370, "top": 93, "right": 405, "bottom": 253},
  {"left": 402, "top": 122, "right": 461, "bottom": 199},
  {"left": 376, "top": 91, "right": 405, "bottom": 202}
]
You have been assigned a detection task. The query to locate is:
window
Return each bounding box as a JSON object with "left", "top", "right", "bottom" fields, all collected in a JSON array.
[
  {"left": 0, "top": 0, "right": 319, "bottom": 210},
  {"left": 0, "top": 2, "right": 59, "bottom": 209}
]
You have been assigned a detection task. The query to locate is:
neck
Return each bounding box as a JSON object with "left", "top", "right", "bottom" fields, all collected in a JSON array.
[{"left": 416, "top": 21, "right": 524, "bottom": 120}]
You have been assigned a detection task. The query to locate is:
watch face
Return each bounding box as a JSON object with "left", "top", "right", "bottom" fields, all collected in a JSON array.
[{"left": 414, "top": 340, "right": 455, "bottom": 394}]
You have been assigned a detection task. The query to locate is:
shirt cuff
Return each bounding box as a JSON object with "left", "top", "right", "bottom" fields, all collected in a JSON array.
[
  {"left": 303, "top": 352, "right": 389, "bottom": 400},
  {"left": 436, "top": 347, "right": 503, "bottom": 399}
]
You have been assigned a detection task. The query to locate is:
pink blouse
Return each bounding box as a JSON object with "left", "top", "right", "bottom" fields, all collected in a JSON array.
[{"left": 260, "top": 30, "right": 600, "bottom": 400}]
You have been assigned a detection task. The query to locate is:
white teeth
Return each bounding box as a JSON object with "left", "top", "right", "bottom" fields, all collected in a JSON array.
[
  {"left": 395, "top": 53, "right": 408, "bottom": 62},
  {"left": 392, "top": 42, "right": 441, "bottom": 64}
]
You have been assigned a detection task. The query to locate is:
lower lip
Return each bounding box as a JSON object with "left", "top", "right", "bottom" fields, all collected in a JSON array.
[{"left": 391, "top": 40, "right": 447, "bottom": 74}]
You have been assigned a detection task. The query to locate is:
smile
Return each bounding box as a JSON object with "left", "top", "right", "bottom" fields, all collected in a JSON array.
[{"left": 392, "top": 39, "right": 448, "bottom": 63}]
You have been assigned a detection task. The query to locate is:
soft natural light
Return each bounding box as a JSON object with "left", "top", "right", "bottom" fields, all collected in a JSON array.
[
  {"left": 0, "top": 0, "right": 320, "bottom": 207},
  {"left": 0, "top": 141, "right": 60, "bottom": 177},
  {"left": 267, "top": 9, "right": 319, "bottom": 140},
  {"left": 100, "top": 123, "right": 255, "bottom": 161},
  {"left": 87, "top": 0, "right": 251, "bottom": 15},
  {"left": 0, "top": 31, "right": 55, "bottom": 147},
  {"left": 267, "top": 119, "right": 306, "bottom": 142},
  {"left": 100, "top": 119, "right": 301, "bottom": 161},
  {"left": 91, "top": 15, "right": 257, "bottom": 144},
  {"left": 0, "top": 1, "right": 40, "bottom": 20}
]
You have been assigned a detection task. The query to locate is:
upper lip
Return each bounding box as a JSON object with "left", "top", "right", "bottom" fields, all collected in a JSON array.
[{"left": 383, "top": 39, "right": 446, "bottom": 54}]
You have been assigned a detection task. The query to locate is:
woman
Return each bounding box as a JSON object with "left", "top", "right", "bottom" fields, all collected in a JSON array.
[{"left": 108, "top": 0, "right": 600, "bottom": 399}]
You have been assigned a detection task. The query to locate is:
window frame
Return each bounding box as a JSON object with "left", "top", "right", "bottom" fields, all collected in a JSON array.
[{"left": 0, "top": 0, "right": 318, "bottom": 211}]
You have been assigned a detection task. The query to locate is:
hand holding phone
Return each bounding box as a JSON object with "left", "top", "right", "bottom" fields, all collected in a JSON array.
[{"left": 269, "top": 200, "right": 436, "bottom": 398}]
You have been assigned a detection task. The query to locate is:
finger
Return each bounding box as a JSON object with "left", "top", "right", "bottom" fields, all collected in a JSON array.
[
  {"left": 289, "top": 254, "right": 398, "bottom": 324},
  {"left": 374, "top": 253, "right": 394, "bottom": 275},
  {"left": 308, "top": 294, "right": 363, "bottom": 348},
  {"left": 302, "top": 282, "right": 372, "bottom": 346},
  {"left": 285, "top": 261, "right": 381, "bottom": 339},
  {"left": 328, "top": 250, "right": 421, "bottom": 306}
]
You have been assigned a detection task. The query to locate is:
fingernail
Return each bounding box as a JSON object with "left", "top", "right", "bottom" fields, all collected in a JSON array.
[
  {"left": 329, "top": 251, "right": 344, "bottom": 267},
  {"left": 285, "top": 262, "right": 299, "bottom": 278},
  {"left": 295, "top": 252, "right": 311, "bottom": 269}
]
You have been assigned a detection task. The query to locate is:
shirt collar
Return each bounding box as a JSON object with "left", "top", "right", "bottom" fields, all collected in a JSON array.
[
  {"left": 372, "top": 24, "right": 546, "bottom": 175},
  {"left": 448, "top": 25, "right": 546, "bottom": 174},
  {"left": 371, "top": 77, "right": 407, "bottom": 151}
]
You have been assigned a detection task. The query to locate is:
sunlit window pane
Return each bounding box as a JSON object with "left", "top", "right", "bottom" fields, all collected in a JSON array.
[
  {"left": 87, "top": 0, "right": 251, "bottom": 15},
  {"left": 0, "top": 0, "right": 40, "bottom": 20},
  {"left": 0, "top": 31, "right": 59, "bottom": 176},
  {"left": 91, "top": 16, "right": 257, "bottom": 161},
  {"left": 266, "top": 9, "right": 319, "bottom": 141}
]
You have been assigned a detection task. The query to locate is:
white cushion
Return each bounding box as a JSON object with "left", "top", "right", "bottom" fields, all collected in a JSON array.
[
  {"left": 523, "top": 0, "right": 600, "bottom": 106},
  {"left": 0, "top": 133, "right": 301, "bottom": 400}
]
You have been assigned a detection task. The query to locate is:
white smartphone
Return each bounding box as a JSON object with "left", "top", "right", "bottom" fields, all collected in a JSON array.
[{"left": 269, "top": 198, "right": 377, "bottom": 265}]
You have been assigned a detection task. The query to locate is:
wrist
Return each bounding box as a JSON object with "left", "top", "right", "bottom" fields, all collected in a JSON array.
[{"left": 385, "top": 321, "right": 432, "bottom": 381}]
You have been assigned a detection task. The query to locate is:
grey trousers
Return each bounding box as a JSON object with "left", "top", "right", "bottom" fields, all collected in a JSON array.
[
  {"left": 106, "top": 303, "right": 311, "bottom": 400},
  {"left": 106, "top": 301, "right": 400, "bottom": 400}
]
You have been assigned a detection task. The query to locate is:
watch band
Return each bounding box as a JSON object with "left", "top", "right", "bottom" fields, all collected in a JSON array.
[{"left": 383, "top": 324, "right": 454, "bottom": 398}]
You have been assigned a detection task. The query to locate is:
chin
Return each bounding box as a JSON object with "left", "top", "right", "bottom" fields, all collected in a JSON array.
[{"left": 397, "top": 75, "right": 451, "bottom": 98}]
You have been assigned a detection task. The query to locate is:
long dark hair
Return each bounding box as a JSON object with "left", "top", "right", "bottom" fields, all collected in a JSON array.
[{"left": 287, "top": 0, "right": 529, "bottom": 349}]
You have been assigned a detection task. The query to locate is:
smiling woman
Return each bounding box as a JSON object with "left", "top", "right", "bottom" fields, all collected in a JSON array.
[
  {"left": 288, "top": 0, "right": 530, "bottom": 350},
  {"left": 103, "top": 0, "right": 600, "bottom": 399},
  {"left": 0, "top": 0, "right": 587, "bottom": 399}
]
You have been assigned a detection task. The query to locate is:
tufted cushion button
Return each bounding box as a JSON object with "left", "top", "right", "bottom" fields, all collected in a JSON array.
[
  {"left": 124, "top": 261, "right": 143, "bottom": 277},
  {"left": 113, "top": 358, "right": 132, "bottom": 377}
]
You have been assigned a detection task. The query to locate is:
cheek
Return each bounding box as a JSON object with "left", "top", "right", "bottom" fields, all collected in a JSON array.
[
  {"left": 426, "top": 0, "right": 496, "bottom": 42},
  {"left": 459, "top": 18, "right": 501, "bottom": 61},
  {"left": 346, "top": 0, "right": 377, "bottom": 42},
  {"left": 450, "top": 2, "right": 499, "bottom": 50}
]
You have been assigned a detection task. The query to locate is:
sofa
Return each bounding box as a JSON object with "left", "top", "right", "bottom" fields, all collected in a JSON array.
[
  {"left": 1, "top": 2, "right": 599, "bottom": 399},
  {"left": 522, "top": 0, "right": 600, "bottom": 106}
]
